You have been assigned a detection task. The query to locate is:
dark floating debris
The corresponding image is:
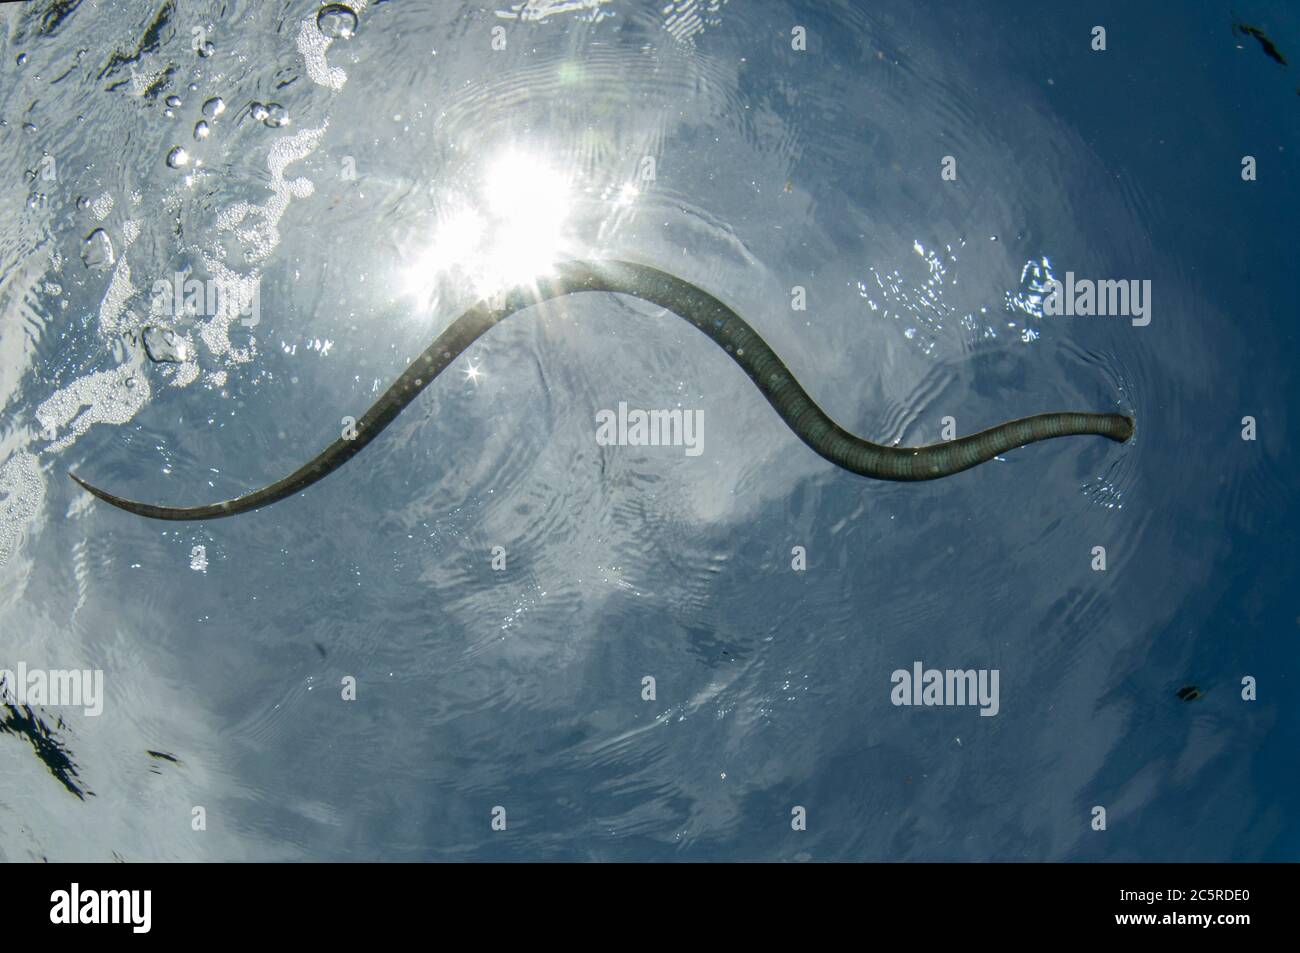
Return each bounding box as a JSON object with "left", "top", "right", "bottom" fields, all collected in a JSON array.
[
  {"left": 147, "top": 749, "right": 180, "bottom": 776},
  {"left": 1176, "top": 685, "right": 1203, "bottom": 702},
  {"left": 1, "top": 698, "right": 90, "bottom": 799},
  {"left": 142, "top": 325, "right": 189, "bottom": 363},
  {"left": 1233, "top": 21, "right": 1288, "bottom": 66},
  {"left": 96, "top": 0, "right": 176, "bottom": 87}
]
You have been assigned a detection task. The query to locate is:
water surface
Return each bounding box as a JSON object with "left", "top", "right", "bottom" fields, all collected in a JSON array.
[{"left": 0, "top": 0, "right": 1296, "bottom": 861}]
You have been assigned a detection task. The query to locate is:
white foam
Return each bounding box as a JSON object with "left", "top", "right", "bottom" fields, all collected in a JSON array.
[
  {"left": 37, "top": 364, "right": 152, "bottom": 454},
  {"left": 24, "top": 0, "right": 336, "bottom": 487},
  {"left": 0, "top": 452, "right": 43, "bottom": 569},
  {"left": 97, "top": 256, "right": 136, "bottom": 335},
  {"left": 0, "top": 452, "right": 45, "bottom": 569},
  {"left": 170, "top": 360, "right": 200, "bottom": 388},
  {"left": 299, "top": 1, "right": 370, "bottom": 91},
  {"left": 91, "top": 192, "right": 114, "bottom": 221},
  {"left": 128, "top": 64, "right": 166, "bottom": 97}
]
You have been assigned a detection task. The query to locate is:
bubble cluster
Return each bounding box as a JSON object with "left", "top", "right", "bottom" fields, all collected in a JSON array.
[{"left": 0, "top": 453, "right": 44, "bottom": 570}]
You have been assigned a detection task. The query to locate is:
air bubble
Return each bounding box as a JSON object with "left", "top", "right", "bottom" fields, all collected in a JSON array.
[
  {"left": 81, "top": 228, "right": 115, "bottom": 269},
  {"left": 252, "top": 102, "right": 289, "bottom": 127},
  {"left": 194, "top": 120, "right": 210, "bottom": 140},
  {"left": 317, "top": 4, "right": 358, "bottom": 39},
  {"left": 202, "top": 96, "right": 226, "bottom": 118},
  {"left": 262, "top": 103, "right": 289, "bottom": 127},
  {"left": 165, "top": 94, "right": 182, "bottom": 107},
  {"left": 142, "top": 326, "right": 189, "bottom": 363},
  {"left": 166, "top": 146, "right": 190, "bottom": 168}
]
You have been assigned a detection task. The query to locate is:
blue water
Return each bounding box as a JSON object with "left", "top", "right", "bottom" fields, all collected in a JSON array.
[{"left": 0, "top": 0, "right": 1296, "bottom": 861}]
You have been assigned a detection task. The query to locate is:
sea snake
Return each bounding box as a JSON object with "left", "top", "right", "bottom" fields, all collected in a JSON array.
[{"left": 70, "top": 259, "right": 1134, "bottom": 521}]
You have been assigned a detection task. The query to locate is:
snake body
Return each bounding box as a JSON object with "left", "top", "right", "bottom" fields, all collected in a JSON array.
[{"left": 70, "top": 259, "right": 1134, "bottom": 520}]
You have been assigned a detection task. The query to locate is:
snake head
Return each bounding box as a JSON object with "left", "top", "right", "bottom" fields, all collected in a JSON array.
[{"left": 1114, "top": 415, "right": 1135, "bottom": 443}]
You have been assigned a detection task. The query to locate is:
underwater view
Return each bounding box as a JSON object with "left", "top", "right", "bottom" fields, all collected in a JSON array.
[{"left": 1, "top": 0, "right": 1297, "bottom": 864}]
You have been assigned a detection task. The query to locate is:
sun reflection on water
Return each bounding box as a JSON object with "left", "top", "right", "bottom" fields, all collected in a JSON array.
[{"left": 397, "top": 148, "right": 576, "bottom": 303}]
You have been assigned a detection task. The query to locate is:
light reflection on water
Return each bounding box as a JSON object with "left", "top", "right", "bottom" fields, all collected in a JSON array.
[{"left": 0, "top": 0, "right": 1294, "bottom": 861}]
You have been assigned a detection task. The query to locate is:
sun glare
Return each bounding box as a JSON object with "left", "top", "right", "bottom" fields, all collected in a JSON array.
[{"left": 397, "top": 148, "right": 574, "bottom": 303}]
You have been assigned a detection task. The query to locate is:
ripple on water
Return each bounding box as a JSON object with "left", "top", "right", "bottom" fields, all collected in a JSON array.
[{"left": 0, "top": 0, "right": 1226, "bottom": 861}]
